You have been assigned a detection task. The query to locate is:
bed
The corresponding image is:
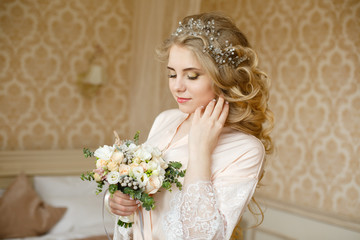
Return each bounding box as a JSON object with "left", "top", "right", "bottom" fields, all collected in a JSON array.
[
  {"left": 0, "top": 150, "right": 114, "bottom": 240},
  {"left": 0, "top": 150, "right": 245, "bottom": 240}
]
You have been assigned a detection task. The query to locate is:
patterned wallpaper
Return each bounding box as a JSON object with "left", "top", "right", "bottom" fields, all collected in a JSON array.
[
  {"left": 0, "top": 0, "right": 133, "bottom": 150},
  {"left": 0, "top": 0, "right": 359, "bottom": 226},
  {"left": 201, "top": 0, "right": 360, "bottom": 224}
]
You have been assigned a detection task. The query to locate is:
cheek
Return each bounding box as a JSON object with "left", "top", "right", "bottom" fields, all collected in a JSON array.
[{"left": 197, "top": 85, "right": 215, "bottom": 103}]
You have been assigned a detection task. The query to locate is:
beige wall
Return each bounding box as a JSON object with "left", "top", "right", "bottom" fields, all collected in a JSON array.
[
  {"left": 1, "top": 0, "right": 359, "bottom": 230},
  {"left": 200, "top": 0, "right": 359, "bottom": 228},
  {"left": 0, "top": 0, "right": 134, "bottom": 150}
]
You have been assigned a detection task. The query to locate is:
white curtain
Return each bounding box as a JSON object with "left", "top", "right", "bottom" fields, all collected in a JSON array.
[{"left": 128, "top": 0, "right": 201, "bottom": 142}]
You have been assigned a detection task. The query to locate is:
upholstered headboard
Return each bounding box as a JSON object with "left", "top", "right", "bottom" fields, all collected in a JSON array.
[{"left": 0, "top": 149, "right": 93, "bottom": 189}]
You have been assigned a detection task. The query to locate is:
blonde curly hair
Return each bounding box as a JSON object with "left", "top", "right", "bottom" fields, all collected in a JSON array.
[{"left": 157, "top": 12, "right": 274, "bottom": 156}]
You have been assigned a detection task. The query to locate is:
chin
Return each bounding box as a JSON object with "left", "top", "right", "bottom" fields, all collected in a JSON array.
[{"left": 177, "top": 105, "right": 196, "bottom": 114}]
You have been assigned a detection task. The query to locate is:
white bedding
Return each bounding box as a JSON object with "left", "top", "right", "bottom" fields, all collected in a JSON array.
[{"left": 3, "top": 176, "right": 115, "bottom": 240}]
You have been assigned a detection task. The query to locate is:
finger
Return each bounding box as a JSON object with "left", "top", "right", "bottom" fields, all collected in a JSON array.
[
  {"left": 218, "top": 101, "right": 229, "bottom": 125},
  {"left": 203, "top": 99, "right": 216, "bottom": 117},
  {"left": 211, "top": 96, "right": 225, "bottom": 119},
  {"left": 112, "top": 192, "right": 138, "bottom": 206},
  {"left": 193, "top": 105, "right": 204, "bottom": 122},
  {"left": 111, "top": 205, "right": 139, "bottom": 216}
]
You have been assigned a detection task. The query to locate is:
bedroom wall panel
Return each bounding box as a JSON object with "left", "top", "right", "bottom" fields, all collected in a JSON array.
[
  {"left": 201, "top": 0, "right": 360, "bottom": 232},
  {"left": 0, "top": 0, "right": 134, "bottom": 150}
]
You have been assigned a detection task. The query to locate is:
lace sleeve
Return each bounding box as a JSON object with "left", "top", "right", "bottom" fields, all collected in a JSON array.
[
  {"left": 164, "top": 179, "right": 258, "bottom": 240},
  {"left": 164, "top": 181, "right": 225, "bottom": 240}
]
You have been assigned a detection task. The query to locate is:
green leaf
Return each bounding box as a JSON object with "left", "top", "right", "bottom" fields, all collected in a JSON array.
[
  {"left": 80, "top": 172, "right": 95, "bottom": 181},
  {"left": 133, "top": 131, "right": 140, "bottom": 144},
  {"left": 162, "top": 181, "right": 171, "bottom": 190},
  {"left": 83, "top": 148, "right": 94, "bottom": 158},
  {"left": 169, "top": 161, "right": 182, "bottom": 169},
  {"left": 109, "top": 184, "right": 118, "bottom": 195},
  {"left": 117, "top": 219, "right": 133, "bottom": 228}
]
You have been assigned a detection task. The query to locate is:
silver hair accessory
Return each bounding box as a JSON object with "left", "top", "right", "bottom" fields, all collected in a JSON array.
[{"left": 173, "top": 18, "right": 248, "bottom": 68}]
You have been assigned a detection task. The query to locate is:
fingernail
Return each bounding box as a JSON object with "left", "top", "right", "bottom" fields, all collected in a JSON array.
[
  {"left": 212, "top": 99, "right": 216, "bottom": 102},
  {"left": 136, "top": 200, "right": 140, "bottom": 204},
  {"left": 226, "top": 101, "right": 229, "bottom": 104},
  {"left": 129, "top": 197, "right": 133, "bottom": 200}
]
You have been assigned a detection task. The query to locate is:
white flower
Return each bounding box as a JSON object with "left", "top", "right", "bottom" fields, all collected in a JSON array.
[
  {"left": 145, "top": 175, "right": 162, "bottom": 194},
  {"left": 128, "top": 143, "right": 138, "bottom": 151},
  {"left": 94, "top": 145, "right": 115, "bottom": 160},
  {"left": 111, "top": 151, "right": 124, "bottom": 163},
  {"left": 107, "top": 171, "right": 120, "bottom": 184},
  {"left": 132, "top": 166, "right": 144, "bottom": 179},
  {"left": 152, "top": 147, "right": 162, "bottom": 158},
  {"left": 135, "top": 147, "right": 152, "bottom": 161},
  {"left": 153, "top": 156, "right": 168, "bottom": 169},
  {"left": 147, "top": 160, "right": 159, "bottom": 171},
  {"left": 137, "top": 173, "right": 149, "bottom": 188}
]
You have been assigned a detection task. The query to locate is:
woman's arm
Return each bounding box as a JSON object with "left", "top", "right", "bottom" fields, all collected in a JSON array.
[
  {"left": 164, "top": 97, "right": 263, "bottom": 239},
  {"left": 185, "top": 97, "right": 229, "bottom": 183}
]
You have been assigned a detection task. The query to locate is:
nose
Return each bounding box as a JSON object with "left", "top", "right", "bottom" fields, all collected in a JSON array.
[{"left": 172, "top": 76, "right": 186, "bottom": 92}]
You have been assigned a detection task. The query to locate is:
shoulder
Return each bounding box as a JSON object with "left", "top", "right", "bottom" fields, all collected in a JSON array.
[
  {"left": 213, "top": 128, "right": 265, "bottom": 179},
  {"left": 220, "top": 128, "right": 265, "bottom": 154}
]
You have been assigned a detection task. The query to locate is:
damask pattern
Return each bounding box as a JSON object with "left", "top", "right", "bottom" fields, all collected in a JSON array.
[
  {"left": 0, "top": 0, "right": 133, "bottom": 150},
  {"left": 1, "top": 0, "right": 359, "bottom": 227},
  {"left": 201, "top": 0, "right": 360, "bottom": 224}
]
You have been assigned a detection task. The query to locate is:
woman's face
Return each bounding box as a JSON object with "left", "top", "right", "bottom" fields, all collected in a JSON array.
[{"left": 167, "top": 45, "right": 215, "bottom": 114}]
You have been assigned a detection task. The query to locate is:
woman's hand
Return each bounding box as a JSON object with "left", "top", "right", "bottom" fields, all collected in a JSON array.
[
  {"left": 189, "top": 96, "right": 229, "bottom": 157},
  {"left": 186, "top": 96, "right": 229, "bottom": 182},
  {"left": 108, "top": 191, "right": 140, "bottom": 216}
]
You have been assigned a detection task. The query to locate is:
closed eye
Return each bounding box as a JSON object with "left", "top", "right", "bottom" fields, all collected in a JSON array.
[{"left": 187, "top": 73, "right": 199, "bottom": 80}]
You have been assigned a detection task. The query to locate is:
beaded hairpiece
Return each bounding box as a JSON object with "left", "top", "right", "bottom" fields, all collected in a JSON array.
[{"left": 172, "top": 18, "right": 248, "bottom": 68}]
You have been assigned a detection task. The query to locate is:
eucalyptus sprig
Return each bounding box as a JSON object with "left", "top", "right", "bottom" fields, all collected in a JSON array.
[
  {"left": 162, "top": 161, "right": 186, "bottom": 191},
  {"left": 83, "top": 148, "right": 94, "bottom": 158}
]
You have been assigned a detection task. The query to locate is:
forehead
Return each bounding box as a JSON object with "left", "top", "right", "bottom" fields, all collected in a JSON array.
[{"left": 168, "top": 45, "right": 202, "bottom": 69}]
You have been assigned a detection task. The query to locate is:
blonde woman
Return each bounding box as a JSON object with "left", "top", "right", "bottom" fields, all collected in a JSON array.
[{"left": 108, "top": 12, "right": 274, "bottom": 240}]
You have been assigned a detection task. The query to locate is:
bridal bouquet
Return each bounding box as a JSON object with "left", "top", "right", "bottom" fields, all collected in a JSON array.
[{"left": 81, "top": 131, "right": 185, "bottom": 228}]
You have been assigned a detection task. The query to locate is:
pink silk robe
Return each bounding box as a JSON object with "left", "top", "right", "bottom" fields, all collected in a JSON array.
[{"left": 113, "top": 109, "right": 265, "bottom": 240}]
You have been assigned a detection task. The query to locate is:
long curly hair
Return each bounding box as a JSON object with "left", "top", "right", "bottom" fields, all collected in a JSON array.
[{"left": 157, "top": 12, "right": 274, "bottom": 156}]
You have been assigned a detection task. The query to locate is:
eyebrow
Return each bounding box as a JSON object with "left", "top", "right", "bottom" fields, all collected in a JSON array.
[{"left": 167, "top": 66, "right": 202, "bottom": 72}]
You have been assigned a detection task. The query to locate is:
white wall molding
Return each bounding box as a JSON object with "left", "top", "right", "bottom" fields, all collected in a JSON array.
[{"left": 255, "top": 194, "right": 360, "bottom": 233}]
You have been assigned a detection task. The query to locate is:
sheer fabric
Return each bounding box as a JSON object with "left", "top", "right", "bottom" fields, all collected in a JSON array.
[{"left": 113, "top": 109, "right": 264, "bottom": 240}]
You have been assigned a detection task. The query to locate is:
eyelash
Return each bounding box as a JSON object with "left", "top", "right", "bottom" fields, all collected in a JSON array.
[{"left": 168, "top": 73, "right": 199, "bottom": 80}]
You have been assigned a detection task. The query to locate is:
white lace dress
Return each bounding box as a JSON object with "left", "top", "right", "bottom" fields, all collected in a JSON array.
[{"left": 112, "top": 109, "right": 265, "bottom": 240}]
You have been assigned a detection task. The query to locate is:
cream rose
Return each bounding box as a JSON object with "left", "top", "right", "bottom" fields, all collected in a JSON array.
[
  {"left": 94, "top": 172, "right": 102, "bottom": 182},
  {"left": 107, "top": 160, "right": 119, "bottom": 172},
  {"left": 118, "top": 164, "right": 130, "bottom": 176},
  {"left": 140, "top": 162, "right": 148, "bottom": 171},
  {"left": 111, "top": 151, "right": 124, "bottom": 163},
  {"left": 96, "top": 159, "right": 109, "bottom": 169},
  {"left": 145, "top": 175, "right": 162, "bottom": 194}
]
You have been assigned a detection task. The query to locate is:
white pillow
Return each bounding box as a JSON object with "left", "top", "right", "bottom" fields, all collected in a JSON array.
[{"left": 34, "top": 176, "right": 114, "bottom": 234}]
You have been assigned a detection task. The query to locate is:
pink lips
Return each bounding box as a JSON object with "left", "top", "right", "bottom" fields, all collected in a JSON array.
[{"left": 177, "top": 97, "right": 191, "bottom": 103}]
